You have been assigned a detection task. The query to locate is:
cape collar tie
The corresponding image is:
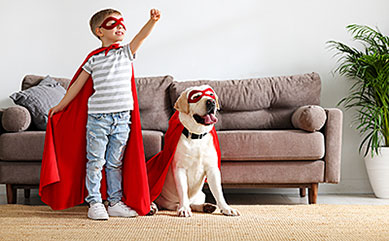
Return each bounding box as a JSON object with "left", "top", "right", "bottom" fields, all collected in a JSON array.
[{"left": 103, "top": 43, "right": 121, "bottom": 56}]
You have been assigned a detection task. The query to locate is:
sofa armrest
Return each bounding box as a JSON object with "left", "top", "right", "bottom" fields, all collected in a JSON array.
[
  {"left": 0, "top": 109, "right": 5, "bottom": 134},
  {"left": 322, "top": 108, "right": 343, "bottom": 183}
]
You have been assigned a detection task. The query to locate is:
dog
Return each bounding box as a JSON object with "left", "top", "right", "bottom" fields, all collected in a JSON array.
[{"left": 154, "top": 85, "right": 240, "bottom": 217}]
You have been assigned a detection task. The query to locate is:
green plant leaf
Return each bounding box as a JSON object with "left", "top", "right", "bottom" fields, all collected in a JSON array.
[{"left": 328, "top": 24, "right": 389, "bottom": 157}]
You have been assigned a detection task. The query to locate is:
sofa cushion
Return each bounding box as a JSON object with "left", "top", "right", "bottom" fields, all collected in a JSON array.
[
  {"left": 218, "top": 130, "right": 324, "bottom": 161},
  {"left": 291, "top": 105, "right": 326, "bottom": 132},
  {"left": 169, "top": 72, "right": 321, "bottom": 130},
  {"left": 10, "top": 76, "right": 66, "bottom": 130},
  {"left": 0, "top": 111, "right": 4, "bottom": 134},
  {"left": 20, "top": 75, "right": 173, "bottom": 131},
  {"left": 215, "top": 109, "right": 295, "bottom": 131},
  {"left": 0, "top": 162, "right": 41, "bottom": 184},
  {"left": 2, "top": 106, "right": 31, "bottom": 132},
  {"left": 220, "top": 161, "right": 325, "bottom": 184},
  {"left": 136, "top": 76, "right": 174, "bottom": 132},
  {"left": 0, "top": 131, "right": 45, "bottom": 161},
  {"left": 22, "top": 75, "right": 71, "bottom": 90},
  {"left": 142, "top": 130, "right": 164, "bottom": 160},
  {"left": 0, "top": 130, "right": 163, "bottom": 162}
]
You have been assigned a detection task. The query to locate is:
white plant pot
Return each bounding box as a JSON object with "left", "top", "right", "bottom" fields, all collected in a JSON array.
[{"left": 364, "top": 147, "right": 389, "bottom": 198}]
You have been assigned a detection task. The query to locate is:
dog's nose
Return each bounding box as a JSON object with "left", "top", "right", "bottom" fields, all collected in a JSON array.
[{"left": 206, "top": 99, "right": 216, "bottom": 113}]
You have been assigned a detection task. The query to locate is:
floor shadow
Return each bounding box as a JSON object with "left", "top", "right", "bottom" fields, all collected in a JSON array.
[{"left": 204, "top": 189, "right": 308, "bottom": 205}]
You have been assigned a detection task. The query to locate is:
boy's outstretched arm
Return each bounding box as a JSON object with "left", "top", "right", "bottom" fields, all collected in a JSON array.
[
  {"left": 48, "top": 70, "right": 90, "bottom": 117},
  {"left": 130, "top": 9, "right": 160, "bottom": 55}
]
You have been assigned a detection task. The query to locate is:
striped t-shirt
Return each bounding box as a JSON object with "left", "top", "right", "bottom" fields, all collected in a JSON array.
[{"left": 82, "top": 44, "right": 134, "bottom": 114}]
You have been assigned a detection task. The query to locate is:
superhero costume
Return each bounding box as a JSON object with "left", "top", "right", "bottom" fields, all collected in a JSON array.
[
  {"left": 39, "top": 45, "right": 150, "bottom": 216},
  {"left": 146, "top": 95, "right": 221, "bottom": 202},
  {"left": 99, "top": 16, "right": 126, "bottom": 30}
]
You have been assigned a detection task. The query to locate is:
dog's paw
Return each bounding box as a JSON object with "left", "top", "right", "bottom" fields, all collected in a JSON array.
[
  {"left": 177, "top": 206, "right": 192, "bottom": 217},
  {"left": 147, "top": 202, "right": 158, "bottom": 216},
  {"left": 220, "top": 206, "right": 240, "bottom": 216},
  {"left": 203, "top": 203, "right": 217, "bottom": 213}
]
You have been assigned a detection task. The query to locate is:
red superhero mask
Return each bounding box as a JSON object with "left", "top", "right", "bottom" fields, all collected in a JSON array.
[
  {"left": 188, "top": 88, "right": 216, "bottom": 103},
  {"left": 100, "top": 16, "right": 126, "bottom": 30}
]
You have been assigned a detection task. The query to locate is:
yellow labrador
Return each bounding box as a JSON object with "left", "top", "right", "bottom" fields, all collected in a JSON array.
[{"left": 155, "top": 85, "right": 240, "bottom": 217}]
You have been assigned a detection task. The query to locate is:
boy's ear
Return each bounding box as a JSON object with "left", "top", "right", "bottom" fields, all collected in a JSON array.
[
  {"left": 174, "top": 90, "right": 189, "bottom": 114},
  {"left": 95, "top": 27, "right": 104, "bottom": 38}
]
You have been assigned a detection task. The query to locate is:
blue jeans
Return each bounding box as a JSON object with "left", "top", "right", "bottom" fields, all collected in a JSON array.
[{"left": 85, "top": 111, "right": 131, "bottom": 205}]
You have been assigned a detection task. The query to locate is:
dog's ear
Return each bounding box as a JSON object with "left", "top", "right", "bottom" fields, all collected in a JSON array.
[
  {"left": 174, "top": 90, "right": 189, "bottom": 114},
  {"left": 208, "top": 86, "right": 220, "bottom": 110},
  {"left": 215, "top": 93, "right": 220, "bottom": 110}
]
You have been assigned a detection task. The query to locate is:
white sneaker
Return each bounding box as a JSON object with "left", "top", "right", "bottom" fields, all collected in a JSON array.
[
  {"left": 108, "top": 201, "right": 138, "bottom": 218},
  {"left": 88, "top": 202, "right": 109, "bottom": 220}
]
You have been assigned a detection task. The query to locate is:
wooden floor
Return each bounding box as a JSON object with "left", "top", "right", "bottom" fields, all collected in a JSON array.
[{"left": 1, "top": 184, "right": 389, "bottom": 206}]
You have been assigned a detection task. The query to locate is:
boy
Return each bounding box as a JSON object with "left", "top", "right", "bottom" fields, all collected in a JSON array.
[{"left": 41, "top": 8, "right": 160, "bottom": 220}]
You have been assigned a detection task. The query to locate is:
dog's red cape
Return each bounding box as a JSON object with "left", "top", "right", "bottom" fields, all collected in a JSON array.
[
  {"left": 146, "top": 111, "right": 221, "bottom": 202},
  {"left": 39, "top": 47, "right": 151, "bottom": 215}
]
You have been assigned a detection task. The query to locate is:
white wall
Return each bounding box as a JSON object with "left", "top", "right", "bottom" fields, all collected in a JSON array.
[{"left": 1, "top": 0, "right": 388, "bottom": 194}]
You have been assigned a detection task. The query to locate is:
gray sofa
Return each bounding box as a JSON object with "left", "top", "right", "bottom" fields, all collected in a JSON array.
[{"left": 0, "top": 73, "right": 342, "bottom": 204}]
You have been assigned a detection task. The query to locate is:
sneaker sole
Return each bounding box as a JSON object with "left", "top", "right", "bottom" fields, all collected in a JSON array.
[
  {"left": 88, "top": 214, "right": 109, "bottom": 220},
  {"left": 88, "top": 217, "right": 109, "bottom": 221},
  {"left": 108, "top": 214, "right": 138, "bottom": 218},
  {"left": 108, "top": 212, "right": 138, "bottom": 218}
]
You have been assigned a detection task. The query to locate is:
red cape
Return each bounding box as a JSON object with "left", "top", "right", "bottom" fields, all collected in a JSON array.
[
  {"left": 146, "top": 111, "right": 221, "bottom": 202},
  {"left": 39, "top": 47, "right": 150, "bottom": 215}
]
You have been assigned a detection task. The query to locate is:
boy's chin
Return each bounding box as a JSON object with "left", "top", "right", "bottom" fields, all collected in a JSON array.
[{"left": 111, "top": 37, "right": 124, "bottom": 43}]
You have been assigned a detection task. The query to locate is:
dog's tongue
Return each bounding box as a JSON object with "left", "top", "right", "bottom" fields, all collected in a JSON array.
[{"left": 203, "top": 113, "right": 218, "bottom": 125}]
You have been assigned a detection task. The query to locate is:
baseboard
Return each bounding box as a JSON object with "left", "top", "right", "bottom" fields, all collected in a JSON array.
[{"left": 318, "top": 179, "right": 373, "bottom": 194}]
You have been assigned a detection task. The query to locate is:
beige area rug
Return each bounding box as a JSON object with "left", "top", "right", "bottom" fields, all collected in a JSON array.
[{"left": 0, "top": 204, "right": 388, "bottom": 241}]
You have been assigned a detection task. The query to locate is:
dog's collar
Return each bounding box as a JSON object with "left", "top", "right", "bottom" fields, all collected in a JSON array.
[{"left": 182, "top": 127, "right": 208, "bottom": 139}]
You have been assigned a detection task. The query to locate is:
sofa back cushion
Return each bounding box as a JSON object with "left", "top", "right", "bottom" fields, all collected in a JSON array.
[
  {"left": 21, "top": 75, "right": 174, "bottom": 132},
  {"left": 169, "top": 72, "right": 321, "bottom": 130},
  {"left": 136, "top": 75, "right": 174, "bottom": 132},
  {"left": 22, "top": 75, "right": 70, "bottom": 90},
  {"left": 13, "top": 76, "right": 66, "bottom": 130}
]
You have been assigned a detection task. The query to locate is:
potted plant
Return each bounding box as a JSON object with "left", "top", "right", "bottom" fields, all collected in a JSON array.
[{"left": 327, "top": 24, "right": 389, "bottom": 198}]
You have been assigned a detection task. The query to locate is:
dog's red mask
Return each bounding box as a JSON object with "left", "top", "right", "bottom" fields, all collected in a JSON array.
[
  {"left": 188, "top": 88, "right": 216, "bottom": 104},
  {"left": 100, "top": 16, "right": 126, "bottom": 30}
]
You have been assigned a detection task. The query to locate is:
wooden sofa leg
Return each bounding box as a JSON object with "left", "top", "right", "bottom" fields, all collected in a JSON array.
[
  {"left": 6, "top": 184, "right": 17, "bottom": 204},
  {"left": 299, "top": 188, "right": 306, "bottom": 197},
  {"left": 308, "top": 183, "right": 318, "bottom": 204}
]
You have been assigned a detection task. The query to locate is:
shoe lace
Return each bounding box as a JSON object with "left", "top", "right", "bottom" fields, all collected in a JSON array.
[
  {"left": 117, "top": 201, "right": 131, "bottom": 211},
  {"left": 93, "top": 203, "right": 107, "bottom": 214}
]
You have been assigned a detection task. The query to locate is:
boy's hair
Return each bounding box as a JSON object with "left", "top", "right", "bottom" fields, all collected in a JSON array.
[{"left": 90, "top": 9, "right": 122, "bottom": 39}]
